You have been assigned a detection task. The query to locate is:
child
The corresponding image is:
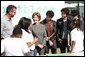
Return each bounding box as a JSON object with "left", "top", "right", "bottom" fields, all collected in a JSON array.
[{"left": 1, "top": 25, "right": 30, "bottom": 56}]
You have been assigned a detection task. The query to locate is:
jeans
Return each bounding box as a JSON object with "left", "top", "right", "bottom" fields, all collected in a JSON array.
[
  {"left": 30, "top": 50, "right": 34, "bottom": 56},
  {"left": 59, "top": 39, "right": 67, "bottom": 53}
]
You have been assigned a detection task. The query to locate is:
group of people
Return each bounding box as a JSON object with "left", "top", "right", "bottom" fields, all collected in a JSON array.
[{"left": 1, "top": 5, "right": 84, "bottom": 56}]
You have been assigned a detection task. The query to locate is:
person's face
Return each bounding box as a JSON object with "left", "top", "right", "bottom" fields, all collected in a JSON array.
[
  {"left": 28, "top": 22, "right": 32, "bottom": 30},
  {"left": 71, "top": 15, "right": 78, "bottom": 20},
  {"left": 18, "top": 34, "right": 22, "bottom": 38},
  {"left": 46, "top": 15, "right": 52, "bottom": 22},
  {"left": 15, "top": 34, "right": 22, "bottom": 38},
  {"left": 33, "top": 15, "right": 39, "bottom": 23},
  {"left": 61, "top": 11, "right": 67, "bottom": 19},
  {"left": 9, "top": 8, "right": 16, "bottom": 18}
]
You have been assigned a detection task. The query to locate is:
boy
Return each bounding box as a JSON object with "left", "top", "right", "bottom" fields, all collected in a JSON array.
[{"left": 1, "top": 25, "right": 30, "bottom": 56}]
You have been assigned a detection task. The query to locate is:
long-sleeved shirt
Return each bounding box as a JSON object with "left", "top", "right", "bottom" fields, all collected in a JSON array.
[
  {"left": 1, "top": 15, "right": 13, "bottom": 39},
  {"left": 30, "top": 23, "right": 47, "bottom": 46}
]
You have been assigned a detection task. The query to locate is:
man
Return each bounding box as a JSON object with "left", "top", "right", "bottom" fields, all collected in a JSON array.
[
  {"left": 1, "top": 25, "right": 30, "bottom": 56},
  {"left": 1, "top": 5, "right": 17, "bottom": 40},
  {"left": 56, "top": 8, "right": 71, "bottom": 53},
  {"left": 41, "top": 10, "right": 57, "bottom": 54}
]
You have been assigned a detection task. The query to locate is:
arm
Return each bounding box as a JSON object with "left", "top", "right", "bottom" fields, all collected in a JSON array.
[
  {"left": 30, "top": 27, "right": 39, "bottom": 46},
  {"left": 27, "top": 37, "right": 38, "bottom": 47},
  {"left": 56, "top": 20, "right": 61, "bottom": 41},
  {"left": 1, "top": 20, "right": 4, "bottom": 38},
  {"left": 42, "top": 26, "right": 47, "bottom": 47},
  {"left": 71, "top": 41, "right": 76, "bottom": 53},
  {"left": 49, "top": 22, "right": 56, "bottom": 41},
  {"left": 24, "top": 52, "right": 30, "bottom": 56},
  {"left": 67, "top": 34, "right": 70, "bottom": 47}
]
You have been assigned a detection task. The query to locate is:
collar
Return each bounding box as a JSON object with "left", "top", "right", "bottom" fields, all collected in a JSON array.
[{"left": 4, "top": 15, "right": 11, "bottom": 21}]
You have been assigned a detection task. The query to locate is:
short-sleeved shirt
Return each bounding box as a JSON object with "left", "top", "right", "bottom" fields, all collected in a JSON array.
[
  {"left": 22, "top": 29, "right": 35, "bottom": 50},
  {"left": 1, "top": 37, "right": 29, "bottom": 56},
  {"left": 1, "top": 15, "right": 13, "bottom": 39},
  {"left": 71, "top": 28, "right": 84, "bottom": 53}
]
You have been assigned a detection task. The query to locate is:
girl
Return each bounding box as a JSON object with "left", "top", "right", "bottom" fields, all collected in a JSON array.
[
  {"left": 18, "top": 17, "right": 38, "bottom": 56},
  {"left": 70, "top": 20, "right": 84, "bottom": 53}
]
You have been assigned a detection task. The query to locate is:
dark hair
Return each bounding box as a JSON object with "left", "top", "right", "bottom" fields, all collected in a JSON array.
[
  {"left": 71, "top": 20, "right": 82, "bottom": 31},
  {"left": 18, "top": 17, "right": 31, "bottom": 32},
  {"left": 46, "top": 10, "right": 54, "bottom": 18},
  {"left": 6, "top": 5, "right": 17, "bottom": 13},
  {"left": 13, "top": 25, "right": 22, "bottom": 36},
  {"left": 61, "top": 8, "right": 69, "bottom": 15},
  {"left": 71, "top": 10, "right": 80, "bottom": 18}
]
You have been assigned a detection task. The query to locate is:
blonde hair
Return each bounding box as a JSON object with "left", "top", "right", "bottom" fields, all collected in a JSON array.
[{"left": 32, "top": 12, "right": 41, "bottom": 21}]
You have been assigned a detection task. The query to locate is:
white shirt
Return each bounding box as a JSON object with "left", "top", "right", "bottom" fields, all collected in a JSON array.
[
  {"left": 71, "top": 28, "right": 84, "bottom": 53},
  {"left": 22, "top": 29, "right": 35, "bottom": 50},
  {"left": 1, "top": 37, "right": 29, "bottom": 56}
]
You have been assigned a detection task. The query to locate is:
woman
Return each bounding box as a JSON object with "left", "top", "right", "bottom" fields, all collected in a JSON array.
[
  {"left": 31, "top": 12, "right": 47, "bottom": 55},
  {"left": 70, "top": 20, "right": 84, "bottom": 53},
  {"left": 18, "top": 17, "right": 38, "bottom": 56}
]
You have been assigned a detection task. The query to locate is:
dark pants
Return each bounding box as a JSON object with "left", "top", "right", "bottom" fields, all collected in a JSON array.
[
  {"left": 59, "top": 39, "right": 67, "bottom": 53},
  {"left": 45, "top": 41, "right": 57, "bottom": 54}
]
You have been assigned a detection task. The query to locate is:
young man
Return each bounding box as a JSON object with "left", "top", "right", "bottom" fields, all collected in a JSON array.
[
  {"left": 41, "top": 10, "right": 57, "bottom": 54},
  {"left": 1, "top": 25, "right": 30, "bottom": 56},
  {"left": 1, "top": 5, "right": 17, "bottom": 40},
  {"left": 56, "top": 8, "right": 71, "bottom": 53}
]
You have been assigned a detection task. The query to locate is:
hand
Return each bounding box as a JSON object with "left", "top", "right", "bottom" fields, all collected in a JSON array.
[
  {"left": 67, "top": 44, "right": 70, "bottom": 48},
  {"left": 58, "top": 39, "right": 62, "bottom": 43},
  {"left": 58, "top": 38, "right": 61, "bottom": 42},
  {"left": 27, "top": 42, "right": 32, "bottom": 47},
  {"left": 46, "top": 37, "right": 49, "bottom": 41},
  {"left": 49, "top": 40, "right": 53, "bottom": 46},
  {"left": 34, "top": 37, "right": 38, "bottom": 42},
  {"left": 38, "top": 44, "right": 44, "bottom": 49}
]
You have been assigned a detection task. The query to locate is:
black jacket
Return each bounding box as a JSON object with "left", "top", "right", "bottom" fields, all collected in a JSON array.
[
  {"left": 40, "top": 19, "right": 56, "bottom": 41},
  {"left": 56, "top": 18, "right": 71, "bottom": 40}
]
